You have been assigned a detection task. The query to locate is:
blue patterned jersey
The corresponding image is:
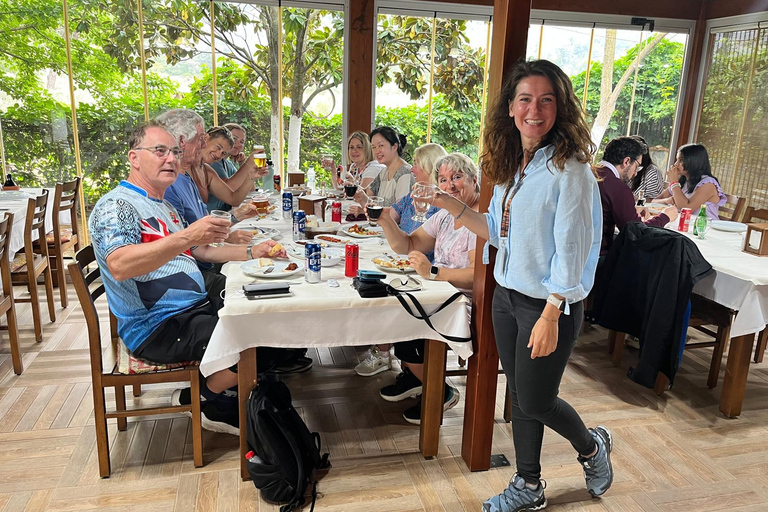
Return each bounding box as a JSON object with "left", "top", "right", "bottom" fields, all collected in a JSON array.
[{"left": 89, "top": 181, "right": 207, "bottom": 352}]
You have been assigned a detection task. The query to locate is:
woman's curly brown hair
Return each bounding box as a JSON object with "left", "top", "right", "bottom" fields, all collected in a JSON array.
[{"left": 481, "top": 59, "right": 595, "bottom": 186}]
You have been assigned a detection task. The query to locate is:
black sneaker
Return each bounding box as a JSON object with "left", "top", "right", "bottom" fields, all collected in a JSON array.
[
  {"left": 402, "top": 384, "right": 460, "bottom": 425},
  {"left": 200, "top": 400, "right": 239, "bottom": 436},
  {"left": 380, "top": 368, "right": 422, "bottom": 402},
  {"left": 271, "top": 356, "right": 313, "bottom": 375}
]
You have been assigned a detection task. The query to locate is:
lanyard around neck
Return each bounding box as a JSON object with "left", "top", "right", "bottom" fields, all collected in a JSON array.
[{"left": 500, "top": 170, "right": 526, "bottom": 238}]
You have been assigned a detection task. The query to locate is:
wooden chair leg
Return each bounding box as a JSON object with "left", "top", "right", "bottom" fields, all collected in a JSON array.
[
  {"left": 654, "top": 373, "right": 669, "bottom": 395},
  {"left": 190, "top": 371, "right": 203, "bottom": 468},
  {"left": 92, "top": 385, "right": 111, "bottom": 478},
  {"left": 114, "top": 386, "right": 128, "bottom": 431},
  {"left": 708, "top": 324, "right": 731, "bottom": 389},
  {"left": 43, "top": 264, "right": 56, "bottom": 321},
  {"left": 754, "top": 328, "right": 767, "bottom": 364},
  {"left": 503, "top": 385, "right": 512, "bottom": 423},
  {"left": 28, "top": 273, "right": 43, "bottom": 342},
  {"left": 56, "top": 253, "right": 68, "bottom": 308},
  {"left": 6, "top": 307, "right": 22, "bottom": 375},
  {"left": 610, "top": 331, "right": 625, "bottom": 367},
  {"left": 133, "top": 384, "right": 141, "bottom": 397}
]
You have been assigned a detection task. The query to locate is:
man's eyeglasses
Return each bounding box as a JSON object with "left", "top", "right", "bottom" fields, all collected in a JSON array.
[{"left": 134, "top": 145, "right": 184, "bottom": 160}]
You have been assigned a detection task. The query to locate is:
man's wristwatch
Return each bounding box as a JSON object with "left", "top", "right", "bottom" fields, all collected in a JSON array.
[
  {"left": 428, "top": 265, "right": 439, "bottom": 281},
  {"left": 246, "top": 245, "right": 254, "bottom": 260},
  {"left": 546, "top": 294, "right": 566, "bottom": 311}
]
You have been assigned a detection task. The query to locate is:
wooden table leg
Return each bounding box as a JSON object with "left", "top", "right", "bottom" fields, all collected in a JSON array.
[
  {"left": 419, "top": 339, "right": 446, "bottom": 458},
  {"left": 239, "top": 347, "right": 258, "bottom": 480},
  {"left": 719, "top": 333, "right": 755, "bottom": 418}
]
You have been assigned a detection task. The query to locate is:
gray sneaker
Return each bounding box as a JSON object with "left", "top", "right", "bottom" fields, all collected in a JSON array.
[
  {"left": 483, "top": 473, "right": 547, "bottom": 512},
  {"left": 578, "top": 425, "right": 613, "bottom": 497}
]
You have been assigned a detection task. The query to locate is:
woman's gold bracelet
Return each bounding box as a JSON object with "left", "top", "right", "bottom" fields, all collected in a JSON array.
[{"left": 539, "top": 315, "right": 558, "bottom": 323}]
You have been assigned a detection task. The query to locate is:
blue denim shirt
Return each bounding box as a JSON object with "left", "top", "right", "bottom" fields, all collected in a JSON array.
[{"left": 484, "top": 145, "right": 602, "bottom": 312}]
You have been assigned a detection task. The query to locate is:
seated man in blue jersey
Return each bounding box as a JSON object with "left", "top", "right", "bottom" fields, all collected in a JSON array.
[{"left": 89, "top": 121, "right": 286, "bottom": 435}]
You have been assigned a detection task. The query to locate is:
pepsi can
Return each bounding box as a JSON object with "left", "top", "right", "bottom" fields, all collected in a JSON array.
[
  {"left": 292, "top": 210, "right": 306, "bottom": 241},
  {"left": 305, "top": 242, "right": 321, "bottom": 283},
  {"left": 282, "top": 191, "right": 293, "bottom": 219}
]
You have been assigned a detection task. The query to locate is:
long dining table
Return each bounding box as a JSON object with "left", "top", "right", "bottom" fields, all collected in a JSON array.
[
  {"left": 198, "top": 197, "right": 473, "bottom": 479},
  {"left": 0, "top": 188, "right": 59, "bottom": 254},
  {"left": 683, "top": 224, "right": 768, "bottom": 417}
]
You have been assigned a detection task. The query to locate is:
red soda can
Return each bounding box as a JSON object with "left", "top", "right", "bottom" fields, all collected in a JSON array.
[
  {"left": 345, "top": 243, "right": 359, "bottom": 278},
  {"left": 273, "top": 174, "right": 281, "bottom": 193},
  {"left": 331, "top": 201, "right": 342, "bottom": 223},
  {"left": 678, "top": 208, "right": 692, "bottom": 232}
]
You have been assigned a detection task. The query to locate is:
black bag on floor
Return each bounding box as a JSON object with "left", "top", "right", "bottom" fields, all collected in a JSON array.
[{"left": 245, "top": 378, "right": 330, "bottom": 512}]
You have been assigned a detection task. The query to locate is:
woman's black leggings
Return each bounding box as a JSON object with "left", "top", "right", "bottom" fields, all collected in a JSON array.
[{"left": 492, "top": 286, "right": 596, "bottom": 483}]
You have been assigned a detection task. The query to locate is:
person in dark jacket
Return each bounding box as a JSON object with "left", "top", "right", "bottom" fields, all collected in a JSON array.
[
  {"left": 596, "top": 136, "right": 678, "bottom": 256},
  {"left": 592, "top": 222, "right": 713, "bottom": 387}
]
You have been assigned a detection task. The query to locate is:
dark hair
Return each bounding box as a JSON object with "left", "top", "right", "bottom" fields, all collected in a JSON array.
[
  {"left": 207, "top": 126, "right": 234, "bottom": 147},
  {"left": 481, "top": 59, "right": 595, "bottom": 186},
  {"left": 629, "top": 135, "right": 653, "bottom": 192},
  {"left": 128, "top": 120, "right": 167, "bottom": 150},
  {"left": 370, "top": 126, "right": 407, "bottom": 157},
  {"left": 602, "top": 136, "right": 645, "bottom": 168},
  {"left": 678, "top": 143, "right": 717, "bottom": 191}
]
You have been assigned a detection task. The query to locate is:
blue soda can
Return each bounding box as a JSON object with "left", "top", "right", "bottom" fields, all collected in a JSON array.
[
  {"left": 292, "top": 210, "right": 306, "bottom": 241},
  {"left": 282, "top": 191, "right": 293, "bottom": 219},
  {"left": 305, "top": 242, "right": 321, "bottom": 283}
]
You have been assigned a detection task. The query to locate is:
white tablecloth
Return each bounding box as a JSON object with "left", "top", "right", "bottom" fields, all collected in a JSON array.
[
  {"left": 199, "top": 206, "right": 473, "bottom": 377},
  {"left": 0, "top": 188, "right": 61, "bottom": 255},
  {"left": 685, "top": 227, "right": 768, "bottom": 337}
]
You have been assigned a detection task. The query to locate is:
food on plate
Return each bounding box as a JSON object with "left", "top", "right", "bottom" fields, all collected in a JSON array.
[
  {"left": 284, "top": 262, "right": 298, "bottom": 271},
  {"left": 373, "top": 256, "right": 410, "bottom": 269},
  {"left": 347, "top": 224, "right": 378, "bottom": 236},
  {"left": 258, "top": 258, "right": 273, "bottom": 267},
  {"left": 316, "top": 235, "right": 345, "bottom": 244},
  {"left": 268, "top": 242, "right": 283, "bottom": 257}
]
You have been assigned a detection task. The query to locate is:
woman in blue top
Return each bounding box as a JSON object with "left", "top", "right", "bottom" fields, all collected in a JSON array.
[
  {"left": 655, "top": 143, "right": 726, "bottom": 220},
  {"left": 432, "top": 59, "right": 612, "bottom": 511}
]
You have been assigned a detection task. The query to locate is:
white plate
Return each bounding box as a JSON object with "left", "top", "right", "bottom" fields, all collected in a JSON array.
[
  {"left": 372, "top": 254, "right": 415, "bottom": 273},
  {"left": 711, "top": 220, "right": 748, "bottom": 233},
  {"left": 247, "top": 226, "right": 281, "bottom": 240},
  {"left": 313, "top": 234, "right": 353, "bottom": 246},
  {"left": 341, "top": 223, "right": 383, "bottom": 238},
  {"left": 240, "top": 259, "right": 304, "bottom": 278}
]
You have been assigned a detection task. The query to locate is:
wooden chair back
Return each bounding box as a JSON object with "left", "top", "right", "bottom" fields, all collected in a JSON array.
[
  {"left": 719, "top": 194, "right": 746, "bottom": 222},
  {"left": 743, "top": 206, "right": 768, "bottom": 223},
  {"left": 49, "top": 178, "right": 81, "bottom": 307},
  {"left": 68, "top": 245, "right": 203, "bottom": 477},
  {"left": 0, "top": 212, "right": 21, "bottom": 374},
  {"left": 23, "top": 190, "right": 50, "bottom": 262}
]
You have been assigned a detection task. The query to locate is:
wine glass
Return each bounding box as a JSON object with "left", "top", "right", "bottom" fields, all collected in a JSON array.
[
  {"left": 411, "top": 182, "right": 438, "bottom": 223},
  {"left": 365, "top": 196, "right": 384, "bottom": 227},
  {"left": 696, "top": 217, "right": 712, "bottom": 240},
  {"left": 343, "top": 175, "right": 360, "bottom": 200}
]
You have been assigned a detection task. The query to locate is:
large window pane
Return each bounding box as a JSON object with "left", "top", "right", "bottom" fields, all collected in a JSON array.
[
  {"left": 697, "top": 28, "right": 768, "bottom": 207},
  {"left": 0, "top": 0, "right": 76, "bottom": 189},
  {"left": 375, "top": 13, "right": 489, "bottom": 162}
]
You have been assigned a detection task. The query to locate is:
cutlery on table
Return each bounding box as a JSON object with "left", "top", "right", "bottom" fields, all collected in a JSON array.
[{"left": 262, "top": 266, "right": 275, "bottom": 274}]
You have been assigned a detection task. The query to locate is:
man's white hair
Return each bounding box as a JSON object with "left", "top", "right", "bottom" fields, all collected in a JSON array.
[{"left": 156, "top": 109, "right": 204, "bottom": 143}]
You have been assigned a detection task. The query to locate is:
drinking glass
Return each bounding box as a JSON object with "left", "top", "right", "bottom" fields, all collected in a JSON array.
[
  {"left": 253, "top": 145, "right": 267, "bottom": 167},
  {"left": 208, "top": 210, "right": 231, "bottom": 247},
  {"left": 343, "top": 176, "right": 359, "bottom": 200},
  {"left": 411, "top": 182, "right": 438, "bottom": 223},
  {"left": 366, "top": 196, "right": 384, "bottom": 227},
  {"left": 696, "top": 218, "right": 712, "bottom": 240}
]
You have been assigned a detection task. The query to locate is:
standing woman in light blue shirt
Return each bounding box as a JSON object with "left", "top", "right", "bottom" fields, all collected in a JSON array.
[{"left": 433, "top": 59, "right": 612, "bottom": 511}]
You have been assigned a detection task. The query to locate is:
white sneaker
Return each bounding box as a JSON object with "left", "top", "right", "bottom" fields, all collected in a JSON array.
[{"left": 354, "top": 346, "right": 391, "bottom": 376}]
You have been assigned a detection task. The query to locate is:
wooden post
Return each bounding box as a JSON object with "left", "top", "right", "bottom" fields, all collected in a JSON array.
[
  {"left": 675, "top": 1, "right": 709, "bottom": 149},
  {"left": 460, "top": 0, "right": 532, "bottom": 472},
  {"left": 345, "top": 0, "right": 375, "bottom": 135}
]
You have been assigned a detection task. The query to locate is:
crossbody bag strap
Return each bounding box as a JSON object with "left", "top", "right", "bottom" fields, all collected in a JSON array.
[{"left": 389, "top": 288, "right": 471, "bottom": 343}]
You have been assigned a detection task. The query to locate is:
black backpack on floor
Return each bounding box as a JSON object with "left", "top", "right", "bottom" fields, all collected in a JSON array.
[{"left": 246, "top": 378, "right": 330, "bottom": 512}]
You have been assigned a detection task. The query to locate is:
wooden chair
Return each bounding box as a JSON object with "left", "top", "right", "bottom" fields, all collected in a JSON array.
[
  {"left": 46, "top": 178, "right": 81, "bottom": 308},
  {"left": 743, "top": 207, "right": 768, "bottom": 363},
  {"left": 608, "top": 295, "right": 732, "bottom": 392},
  {"left": 68, "top": 245, "right": 203, "bottom": 478},
  {"left": 0, "top": 213, "right": 22, "bottom": 374},
  {"left": 10, "top": 191, "right": 55, "bottom": 342},
  {"left": 718, "top": 194, "right": 746, "bottom": 222}
]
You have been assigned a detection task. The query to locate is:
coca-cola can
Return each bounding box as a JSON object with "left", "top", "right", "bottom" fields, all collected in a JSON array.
[
  {"left": 678, "top": 208, "right": 692, "bottom": 232},
  {"left": 273, "top": 174, "right": 281, "bottom": 193},
  {"left": 345, "top": 243, "right": 359, "bottom": 278},
  {"left": 331, "top": 201, "right": 342, "bottom": 223}
]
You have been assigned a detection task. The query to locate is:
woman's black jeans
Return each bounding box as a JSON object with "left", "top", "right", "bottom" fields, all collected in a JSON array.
[{"left": 492, "top": 285, "right": 596, "bottom": 483}]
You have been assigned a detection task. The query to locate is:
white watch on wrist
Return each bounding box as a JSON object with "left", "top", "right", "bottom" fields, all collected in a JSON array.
[
  {"left": 546, "top": 294, "right": 566, "bottom": 312},
  {"left": 429, "top": 265, "right": 439, "bottom": 281}
]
